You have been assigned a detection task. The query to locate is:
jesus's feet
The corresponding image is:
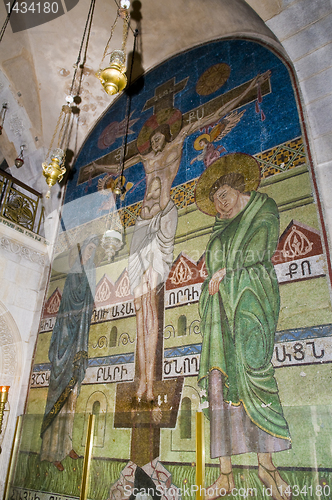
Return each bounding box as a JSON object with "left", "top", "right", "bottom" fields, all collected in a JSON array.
[
  {"left": 136, "top": 379, "right": 147, "bottom": 400},
  {"left": 258, "top": 463, "right": 292, "bottom": 500},
  {"left": 205, "top": 471, "right": 235, "bottom": 500},
  {"left": 146, "top": 386, "right": 154, "bottom": 403}
]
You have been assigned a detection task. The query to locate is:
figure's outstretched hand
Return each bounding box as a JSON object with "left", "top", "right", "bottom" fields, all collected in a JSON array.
[
  {"left": 84, "top": 161, "right": 119, "bottom": 177},
  {"left": 256, "top": 70, "right": 271, "bottom": 87},
  {"left": 83, "top": 162, "right": 97, "bottom": 177},
  {"left": 208, "top": 268, "right": 226, "bottom": 295}
]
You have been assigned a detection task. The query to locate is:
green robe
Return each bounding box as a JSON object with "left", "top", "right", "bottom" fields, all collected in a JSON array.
[{"left": 198, "top": 191, "right": 290, "bottom": 442}]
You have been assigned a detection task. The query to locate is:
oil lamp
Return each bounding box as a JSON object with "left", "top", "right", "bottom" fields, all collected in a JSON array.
[
  {"left": 41, "top": 101, "right": 73, "bottom": 198},
  {"left": 97, "top": 50, "right": 127, "bottom": 96},
  {"left": 15, "top": 145, "right": 25, "bottom": 168},
  {"left": 96, "top": 0, "right": 131, "bottom": 96},
  {"left": 0, "top": 103, "right": 8, "bottom": 135},
  {"left": 42, "top": 148, "right": 67, "bottom": 198},
  {"left": 101, "top": 228, "right": 123, "bottom": 262}
]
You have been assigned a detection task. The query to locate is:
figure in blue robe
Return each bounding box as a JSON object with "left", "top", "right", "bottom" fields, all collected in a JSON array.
[{"left": 40, "top": 235, "right": 98, "bottom": 470}]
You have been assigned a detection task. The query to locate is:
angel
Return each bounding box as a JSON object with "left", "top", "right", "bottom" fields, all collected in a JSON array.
[{"left": 190, "top": 110, "right": 246, "bottom": 168}]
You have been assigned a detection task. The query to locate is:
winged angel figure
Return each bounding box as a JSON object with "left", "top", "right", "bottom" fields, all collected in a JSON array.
[{"left": 190, "top": 110, "right": 245, "bottom": 168}]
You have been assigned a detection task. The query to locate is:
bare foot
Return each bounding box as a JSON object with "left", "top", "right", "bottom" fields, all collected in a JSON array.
[
  {"left": 146, "top": 388, "right": 154, "bottom": 402},
  {"left": 258, "top": 463, "right": 291, "bottom": 500},
  {"left": 136, "top": 379, "right": 147, "bottom": 399},
  {"left": 205, "top": 471, "right": 235, "bottom": 500},
  {"left": 53, "top": 461, "right": 64, "bottom": 472}
]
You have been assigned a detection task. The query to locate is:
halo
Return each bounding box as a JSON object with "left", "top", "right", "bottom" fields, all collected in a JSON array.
[
  {"left": 196, "top": 63, "right": 231, "bottom": 96},
  {"left": 194, "top": 134, "right": 210, "bottom": 151},
  {"left": 137, "top": 108, "right": 183, "bottom": 155},
  {"left": 195, "top": 153, "right": 261, "bottom": 216}
]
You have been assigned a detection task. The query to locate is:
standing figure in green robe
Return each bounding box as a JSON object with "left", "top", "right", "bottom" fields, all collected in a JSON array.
[{"left": 195, "top": 153, "right": 291, "bottom": 500}]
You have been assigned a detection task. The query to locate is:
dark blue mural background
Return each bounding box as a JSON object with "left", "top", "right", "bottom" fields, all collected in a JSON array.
[{"left": 62, "top": 39, "right": 301, "bottom": 230}]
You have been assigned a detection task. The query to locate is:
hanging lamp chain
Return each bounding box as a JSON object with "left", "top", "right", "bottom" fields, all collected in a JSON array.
[
  {"left": 98, "top": 3, "right": 131, "bottom": 71},
  {"left": 70, "top": 0, "right": 96, "bottom": 96},
  {"left": 45, "top": 107, "right": 66, "bottom": 162},
  {"left": 99, "top": 14, "right": 119, "bottom": 70},
  {"left": 121, "top": 9, "right": 130, "bottom": 57}
]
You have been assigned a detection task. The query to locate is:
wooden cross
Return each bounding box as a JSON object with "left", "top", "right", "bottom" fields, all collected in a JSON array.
[
  {"left": 142, "top": 76, "right": 189, "bottom": 114},
  {"left": 77, "top": 75, "right": 270, "bottom": 185},
  {"left": 114, "top": 285, "right": 184, "bottom": 466}
]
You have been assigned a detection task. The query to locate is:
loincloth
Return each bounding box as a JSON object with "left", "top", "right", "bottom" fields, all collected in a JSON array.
[{"left": 128, "top": 200, "right": 178, "bottom": 293}]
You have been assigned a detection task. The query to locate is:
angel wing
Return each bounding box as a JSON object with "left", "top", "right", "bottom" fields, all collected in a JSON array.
[{"left": 210, "top": 109, "right": 246, "bottom": 142}]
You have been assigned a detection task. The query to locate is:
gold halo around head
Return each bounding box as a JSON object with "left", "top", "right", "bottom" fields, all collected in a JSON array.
[
  {"left": 194, "top": 134, "right": 210, "bottom": 151},
  {"left": 195, "top": 153, "right": 261, "bottom": 216}
]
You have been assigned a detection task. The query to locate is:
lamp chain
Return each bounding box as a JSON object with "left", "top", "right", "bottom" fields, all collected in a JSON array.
[
  {"left": 57, "top": 106, "right": 72, "bottom": 148},
  {"left": 99, "top": 15, "right": 119, "bottom": 70},
  {"left": 121, "top": 10, "right": 130, "bottom": 57},
  {"left": 45, "top": 108, "right": 66, "bottom": 161}
]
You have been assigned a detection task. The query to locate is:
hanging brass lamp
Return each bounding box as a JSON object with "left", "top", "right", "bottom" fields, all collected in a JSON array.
[
  {"left": 42, "top": 100, "right": 73, "bottom": 198},
  {"left": 96, "top": 0, "right": 130, "bottom": 96},
  {"left": 42, "top": 148, "right": 67, "bottom": 198},
  {"left": 97, "top": 50, "right": 127, "bottom": 96}
]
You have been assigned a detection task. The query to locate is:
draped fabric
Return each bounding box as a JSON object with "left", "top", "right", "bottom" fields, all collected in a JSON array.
[
  {"left": 198, "top": 192, "right": 291, "bottom": 442},
  {"left": 41, "top": 235, "right": 98, "bottom": 437},
  {"left": 128, "top": 200, "right": 178, "bottom": 293}
]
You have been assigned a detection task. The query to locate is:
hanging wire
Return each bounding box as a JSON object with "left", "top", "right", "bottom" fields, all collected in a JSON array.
[
  {"left": 118, "top": 28, "right": 139, "bottom": 191},
  {"left": 75, "top": 0, "right": 96, "bottom": 96},
  {"left": 0, "top": 0, "right": 18, "bottom": 44},
  {"left": 63, "top": 0, "right": 96, "bottom": 167},
  {"left": 98, "top": 14, "right": 120, "bottom": 70},
  {"left": 70, "top": 0, "right": 96, "bottom": 96}
]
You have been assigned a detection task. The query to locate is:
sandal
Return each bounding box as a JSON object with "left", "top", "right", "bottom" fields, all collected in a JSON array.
[
  {"left": 258, "top": 462, "right": 292, "bottom": 500},
  {"left": 205, "top": 470, "right": 234, "bottom": 500},
  {"left": 69, "top": 449, "right": 79, "bottom": 460},
  {"left": 53, "top": 461, "right": 64, "bottom": 472}
]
